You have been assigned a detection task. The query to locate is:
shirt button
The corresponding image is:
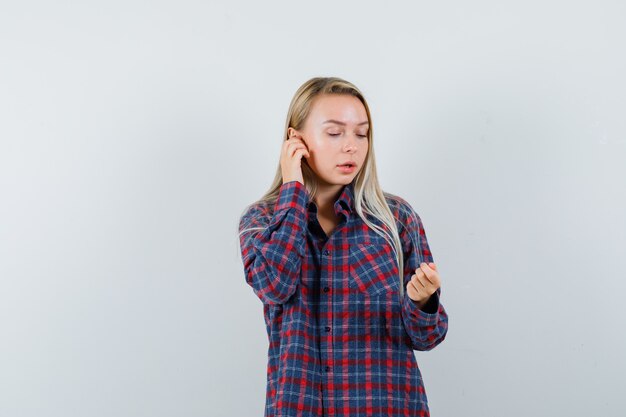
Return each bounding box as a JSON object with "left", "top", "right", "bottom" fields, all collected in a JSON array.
[
  {"left": 323, "top": 287, "right": 330, "bottom": 293},
  {"left": 325, "top": 326, "right": 331, "bottom": 332},
  {"left": 323, "top": 249, "right": 330, "bottom": 256},
  {"left": 325, "top": 366, "right": 331, "bottom": 372}
]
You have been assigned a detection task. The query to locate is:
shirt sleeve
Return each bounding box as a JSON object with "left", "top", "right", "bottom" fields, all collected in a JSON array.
[
  {"left": 238, "top": 180, "right": 309, "bottom": 305},
  {"left": 397, "top": 201, "right": 449, "bottom": 351}
]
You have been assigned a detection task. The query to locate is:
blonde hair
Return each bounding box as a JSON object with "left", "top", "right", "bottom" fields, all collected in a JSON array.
[{"left": 239, "top": 76, "right": 407, "bottom": 297}]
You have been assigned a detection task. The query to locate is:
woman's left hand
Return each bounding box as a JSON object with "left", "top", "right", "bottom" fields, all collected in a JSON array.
[{"left": 406, "top": 262, "right": 441, "bottom": 309}]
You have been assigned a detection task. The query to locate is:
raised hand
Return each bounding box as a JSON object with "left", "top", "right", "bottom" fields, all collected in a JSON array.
[
  {"left": 281, "top": 131, "right": 311, "bottom": 185},
  {"left": 406, "top": 262, "right": 441, "bottom": 309}
]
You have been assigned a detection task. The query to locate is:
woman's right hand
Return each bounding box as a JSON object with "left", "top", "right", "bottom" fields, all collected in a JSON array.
[{"left": 281, "top": 133, "right": 311, "bottom": 185}]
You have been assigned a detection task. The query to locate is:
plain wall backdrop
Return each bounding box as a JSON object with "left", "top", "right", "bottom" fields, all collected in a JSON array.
[{"left": 1, "top": 1, "right": 625, "bottom": 416}]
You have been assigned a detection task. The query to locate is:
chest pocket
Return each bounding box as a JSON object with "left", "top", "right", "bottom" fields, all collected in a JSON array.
[{"left": 348, "top": 237, "right": 400, "bottom": 297}]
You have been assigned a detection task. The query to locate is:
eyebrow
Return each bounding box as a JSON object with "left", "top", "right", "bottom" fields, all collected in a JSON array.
[{"left": 322, "top": 119, "right": 369, "bottom": 126}]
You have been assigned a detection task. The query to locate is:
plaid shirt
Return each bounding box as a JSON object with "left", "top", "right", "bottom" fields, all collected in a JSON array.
[{"left": 238, "top": 180, "right": 448, "bottom": 417}]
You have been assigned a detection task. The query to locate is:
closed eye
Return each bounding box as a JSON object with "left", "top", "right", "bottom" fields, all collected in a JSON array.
[{"left": 328, "top": 133, "right": 368, "bottom": 138}]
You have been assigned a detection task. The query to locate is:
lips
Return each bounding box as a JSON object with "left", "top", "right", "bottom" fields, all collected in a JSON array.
[
  {"left": 337, "top": 161, "right": 357, "bottom": 174},
  {"left": 338, "top": 161, "right": 357, "bottom": 168}
]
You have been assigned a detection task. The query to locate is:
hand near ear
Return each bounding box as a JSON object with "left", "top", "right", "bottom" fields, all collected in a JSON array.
[
  {"left": 281, "top": 129, "right": 311, "bottom": 186},
  {"left": 406, "top": 262, "right": 441, "bottom": 309}
]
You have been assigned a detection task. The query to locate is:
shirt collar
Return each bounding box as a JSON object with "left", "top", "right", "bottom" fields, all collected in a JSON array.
[
  {"left": 307, "top": 182, "right": 355, "bottom": 218},
  {"left": 335, "top": 182, "right": 355, "bottom": 217}
]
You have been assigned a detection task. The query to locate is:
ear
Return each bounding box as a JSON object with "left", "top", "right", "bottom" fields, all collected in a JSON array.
[{"left": 288, "top": 127, "right": 301, "bottom": 139}]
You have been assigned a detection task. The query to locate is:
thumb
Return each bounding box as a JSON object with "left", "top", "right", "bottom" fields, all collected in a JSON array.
[{"left": 428, "top": 262, "right": 437, "bottom": 270}]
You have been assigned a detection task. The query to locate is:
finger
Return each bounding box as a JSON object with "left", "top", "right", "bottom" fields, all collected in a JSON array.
[
  {"left": 283, "top": 138, "right": 298, "bottom": 153},
  {"left": 285, "top": 137, "right": 301, "bottom": 148},
  {"left": 295, "top": 149, "right": 309, "bottom": 159},
  {"left": 288, "top": 133, "right": 304, "bottom": 142},
  {"left": 292, "top": 146, "right": 310, "bottom": 159},
  {"left": 419, "top": 263, "right": 437, "bottom": 285},
  {"left": 412, "top": 273, "right": 424, "bottom": 291},
  {"left": 422, "top": 268, "right": 440, "bottom": 287},
  {"left": 286, "top": 137, "right": 304, "bottom": 146},
  {"left": 407, "top": 280, "right": 420, "bottom": 298},
  {"left": 424, "top": 272, "right": 441, "bottom": 288},
  {"left": 421, "top": 271, "right": 436, "bottom": 286},
  {"left": 287, "top": 139, "right": 308, "bottom": 152},
  {"left": 418, "top": 275, "right": 435, "bottom": 291},
  {"left": 295, "top": 140, "right": 310, "bottom": 154},
  {"left": 293, "top": 142, "right": 310, "bottom": 157},
  {"left": 291, "top": 136, "right": 308, "bottom": 149},
  {"left": 409, "top": 280, "right": 428, "bottom": 303},
  {"left": 414, "top": 267, "right": 426, "bottom": 282},
  {"left": 420, "top": 262, "right": 432, "bottom": 272},
  {"left": 413, "top": 274, "right": 427, "bottom": 290},
  {"left": 286, "top": 141, "right": 304, "bottom": 151}
]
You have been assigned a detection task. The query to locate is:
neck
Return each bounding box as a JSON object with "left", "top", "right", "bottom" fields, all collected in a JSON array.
[{"left": 314, "top": 183, "right": 345, "bottom": 215}]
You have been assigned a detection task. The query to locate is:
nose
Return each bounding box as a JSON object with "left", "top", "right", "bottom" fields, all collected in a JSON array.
[{"left": 343, "top": 135, "right": 358, "bottom": 153}]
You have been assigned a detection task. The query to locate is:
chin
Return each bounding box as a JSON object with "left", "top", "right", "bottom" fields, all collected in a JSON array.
[
  {"left": 316, "top": 176, "right": 351, "bottom": 187},
  {"left": 336, "top": 177, "right": 355, "bottom": 185}
]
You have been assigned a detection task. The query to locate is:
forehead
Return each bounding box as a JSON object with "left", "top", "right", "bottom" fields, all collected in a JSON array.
[{"left": 307, "top": 94, "right": 369, "bottom": 126}]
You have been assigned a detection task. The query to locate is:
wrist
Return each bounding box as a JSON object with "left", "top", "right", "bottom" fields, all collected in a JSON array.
[{"left": 412, "top": 292, "right": 439, "bottom": 314}]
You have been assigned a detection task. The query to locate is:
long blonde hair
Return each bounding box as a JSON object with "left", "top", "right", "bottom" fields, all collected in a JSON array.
[{"left": 239, "top": 76, "right": 406, "bottom": 297}]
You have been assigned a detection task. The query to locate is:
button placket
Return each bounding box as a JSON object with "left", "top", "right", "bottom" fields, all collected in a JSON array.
[{"left": 320, "top": 246, "right": 332, "bottom": 377}]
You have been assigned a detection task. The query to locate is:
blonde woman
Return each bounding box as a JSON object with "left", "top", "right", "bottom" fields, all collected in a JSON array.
[{"left": 238, "top": 77, "right": 448, "bottom": 417}]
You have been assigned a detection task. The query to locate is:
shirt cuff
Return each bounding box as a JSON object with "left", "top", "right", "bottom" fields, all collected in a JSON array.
[
  {"left": 402, "top": 289, "right": 441, "bottom": 326},
  {"left": 274, "top": 180, "right": 310, "bottom": 216}
]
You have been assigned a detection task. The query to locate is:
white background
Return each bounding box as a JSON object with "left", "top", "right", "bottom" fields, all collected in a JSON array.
[{"left": 1, "top": 1, "right": 625, "bottom": 416}]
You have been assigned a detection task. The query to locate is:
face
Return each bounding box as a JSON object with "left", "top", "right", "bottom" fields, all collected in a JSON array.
[{"left": 289, "top": 94, "right": 369, "bottom": 188}]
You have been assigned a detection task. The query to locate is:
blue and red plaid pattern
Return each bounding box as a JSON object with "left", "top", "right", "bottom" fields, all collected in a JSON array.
[{"left": 239, "top": 180, "right": 448, "bottom": 416}]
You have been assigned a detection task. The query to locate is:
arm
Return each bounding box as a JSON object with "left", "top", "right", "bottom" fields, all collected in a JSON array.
[
  {"left": 397, "top": 202, "right": 448, "bottom": 351},
  {"left": 238, "top": 181, "right": 309, "bottom": 305}
]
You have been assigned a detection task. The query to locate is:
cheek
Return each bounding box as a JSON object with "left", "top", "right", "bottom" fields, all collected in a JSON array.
[
  {"left": 360, "top": 142, "right": 369, "bottom": 158},
  {"left": 308, "top": 139, "right": 334, "bottom": 158},
  {"left": 305, "top": 136, "right": 323, "bottom": 153}
]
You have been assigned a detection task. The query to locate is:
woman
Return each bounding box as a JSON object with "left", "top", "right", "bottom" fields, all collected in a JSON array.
[{"left": 238, "top": 77, "right": 448, "bottom": 416}]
